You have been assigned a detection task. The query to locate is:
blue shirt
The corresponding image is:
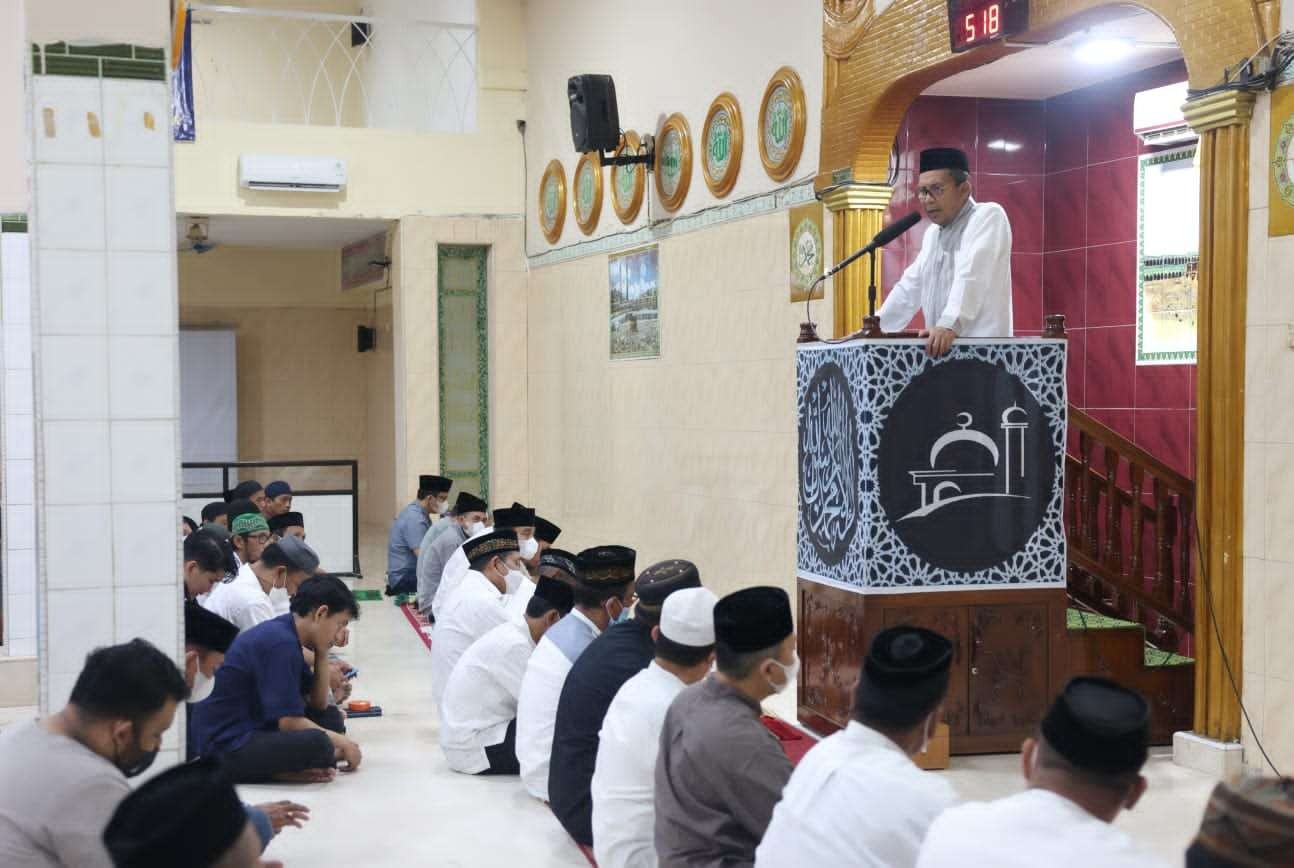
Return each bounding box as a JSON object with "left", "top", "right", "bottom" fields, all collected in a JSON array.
[
  {"left": 190, "top": 613, "right": 310, "bottom": 756},
  {"left": 387, "top": 501, "right": 430, "bottom": 582}
]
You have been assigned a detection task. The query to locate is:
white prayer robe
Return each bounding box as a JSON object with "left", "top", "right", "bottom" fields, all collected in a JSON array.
[
  {"left": 431, "top": 525, "right": 491, "bottom": 619},
  {"left": 915, "top": 788, "right": 1172, "bottom": 868},
  {"left": 429, "top": 570, "right": 509, "bottom": 710},
  {"left": 591, "top": 662, "right": 687, "bottom": 868},
  {"left": 515, "top": 609, "right": 602, "bottom": 800},
  {"left": 201, "top": 563, "right": 275, "bottom": 632},
  {"left": 878, "top": 198, "right": 1014, "bottom": 337},
  {"left": 755, "top": 721, "right": 957, "bottom": 868},
  {"left": 504, "top": 578, "right": 536, "bottom": 620},
  {"left": 440, "top": 618, "right": 535, "bottom": 774}
]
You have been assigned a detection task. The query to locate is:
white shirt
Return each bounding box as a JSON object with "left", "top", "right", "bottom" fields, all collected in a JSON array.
[
  {"left": 431, "top": 525, "right": 490, "bottom": 619},
  {"left": 440, "top": 618, "right": 536, "bottom": 774},
  {"left": 430, "top": 570, "right": 510, "bottom": 709},
  {"left": 592, "top": 662, "right": 688, "bottom": 868},
  {"left": 515, "top": 609, "right": 602, "bottom": 800},
  {"left": 878, "top": 198, "right": 1013, "bottom": 337},
  {"left": 201, "top": 563, "right": 276, "bottom": 632},
  {"left": 915, "top": 788, "right": 1171, "bottom": 868},
  {"left": 756, "top": 721, "right": 957, "bottom": 868},
  {"left": 504, "top": 578, "right": 536, "bottom": 620},
  {"left": 268, "top": 586, "right": 290, "bottom": 616}
]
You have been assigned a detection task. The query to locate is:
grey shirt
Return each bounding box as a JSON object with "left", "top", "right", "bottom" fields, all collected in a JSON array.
[
  {"left": 0, "top": 721, "right": 129, "bottom": 867},
  {"left": 654, "top": 675, "right": 793, "bottom": 868},
  {"left": 417, "top": 521, "right": 468, "bottom": 616}
]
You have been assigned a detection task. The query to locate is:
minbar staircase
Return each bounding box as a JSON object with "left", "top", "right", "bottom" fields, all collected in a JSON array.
[{"left": 1063, "top": 407, "right": 1195, "bottom": 743}]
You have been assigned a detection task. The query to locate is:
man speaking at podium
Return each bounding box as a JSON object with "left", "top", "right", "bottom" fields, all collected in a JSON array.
[{"left": 878, "top": 147, "right": 1013, "bottom": 357}]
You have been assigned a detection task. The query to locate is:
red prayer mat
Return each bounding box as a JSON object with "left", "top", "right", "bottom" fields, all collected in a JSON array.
[
  {"left": 762, "top": 714, "right": 816, "bottom": 765},
  {"left": 398, "top": 602, "right": 432, "bottom": 650}
]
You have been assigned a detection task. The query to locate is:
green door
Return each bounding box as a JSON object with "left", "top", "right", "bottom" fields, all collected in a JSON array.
[{"left": 438, "top": 245, "right": 489, "bottom": 501}]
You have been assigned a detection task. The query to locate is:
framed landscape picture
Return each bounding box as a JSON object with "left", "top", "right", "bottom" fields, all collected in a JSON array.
[{"left": 609, "top": 245, "right": 660, "bottom": 360}]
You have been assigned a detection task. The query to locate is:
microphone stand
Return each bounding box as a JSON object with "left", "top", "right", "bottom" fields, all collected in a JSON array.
[{"left": 861, "top": 249, "right": 883, "bottom": 337}]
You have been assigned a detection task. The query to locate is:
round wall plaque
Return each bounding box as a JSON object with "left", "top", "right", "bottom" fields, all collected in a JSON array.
[
  {"left": 539, "top": 159, "right": 566, "bottom": 244},
  {"left": 611, "top": 131, "right": 646, "bottom": 224},
  {"left": 759, "top": 66, "right": 806, "bottom": 182},
  {"left": 702, "top": 93, "right": 743, "bottom": 198},
  {"left": 654, "top": 113, "right": 693, "bottom": 213},
  {"left": 1275, "top": 112, "right": 1294, "bottom": 209},
  {"left": 573, "top": 151, "right": 603, "bottom": 235}
]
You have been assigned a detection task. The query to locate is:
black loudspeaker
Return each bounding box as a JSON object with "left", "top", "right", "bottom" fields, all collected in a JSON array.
[
  {"left": 568, "top": 75, "right": 620, "bottom": 153},
  {"left": 357, "top": 325, "right": 376, "bottom": 353}
]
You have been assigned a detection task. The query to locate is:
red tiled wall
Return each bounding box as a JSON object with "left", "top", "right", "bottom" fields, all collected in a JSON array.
[{"left": 882, "top": 60, "right": 1195, "bottom": 479}]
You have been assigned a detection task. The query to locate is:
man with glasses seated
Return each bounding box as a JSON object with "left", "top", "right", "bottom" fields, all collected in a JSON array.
[
  {"left": 202, "top": 536, "right": 322, "bottom": 632},
  {"left": 877, "top": 147, "right": 1014, "bottom": 357}
]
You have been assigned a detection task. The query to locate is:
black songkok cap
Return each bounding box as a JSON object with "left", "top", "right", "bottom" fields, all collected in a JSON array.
[
  {"left": 464, "top": 529, "right": 519, "bottom": 564},
  {"left": 184, "top": 601, "right": 239, "bottom": 654},
  {"left": 535, "top": 516, "right": 562, "bottom": 544},
  {"left": 714, "top": 586, "right": 793, "bottom": 652},
  {"left": 103, "top": 757, "right": 247, "bottom": 868},
  {"left": 420, "top": 474, "right": 453, "bottom": 495},
  {"left": 919, "top": 147, "right": 970, "bottom": 174},
  {"left": 1187, "top": 777, "right": 1294, "bottom": 868},
  {"left": 453, "top": 491, "right": 488, "bottom": 515},
  {"left": 268, "top": 511, "right": 305, "bottom": 534},
  {"left": 534, "top": 576, "right": 575, "bottom": 615},
  {"left": 493, "top": 505, "right": 536, "bottom": 528},
  {"left": 856, "top": 626, "right": 953, "bottom": 725},
  {"left": 575, "top": 545, "right": 637, "bottom": 587},
  {"left": 635, "top": 559, "right": 701, "bottom": 613},
  {"left": 539, "top": 548, "right": 581, "bottom": 582},
  {"left": 225, "top": 480, "right": 262, "bottom": 502},
  {"left": 1041, "top": 677, "right": 1150, "bottom": 775}
]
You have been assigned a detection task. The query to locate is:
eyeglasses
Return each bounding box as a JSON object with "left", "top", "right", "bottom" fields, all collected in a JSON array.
[
  {"left": 247, "top": 532, "right": 272, "bottom": 544},
  {"left": 916, "top": 183, "right": 947, "bottom": 201}
]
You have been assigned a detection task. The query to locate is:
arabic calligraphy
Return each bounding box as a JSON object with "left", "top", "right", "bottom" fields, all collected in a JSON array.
[{"left": 798, "top": 362, "right": 859, "bottom": 565}]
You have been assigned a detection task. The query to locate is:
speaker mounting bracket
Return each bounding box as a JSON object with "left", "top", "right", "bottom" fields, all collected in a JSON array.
[{"left": 594, "top": 133, "right": 655, "bottom": 170}]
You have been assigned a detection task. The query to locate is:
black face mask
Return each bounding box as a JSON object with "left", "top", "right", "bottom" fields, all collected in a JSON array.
[{"left": 114, "top": 731, "right": 160, "bottom": 778}]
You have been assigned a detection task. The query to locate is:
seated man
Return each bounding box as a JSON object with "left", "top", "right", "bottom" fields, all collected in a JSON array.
[
  {"left": 226, "top": 480, "right": 267, "bottom": 515},
  {"left": 655, "top": 586, "right": 796, "bottom": 867},
  {"left": 504, "top": 516, "right": 565, "bottom": 618},
  {"left": 268, "top": 510, "right": 305, "bottom": 541},
  {"left": 430, "top": 530, "right": 525, "bottom": 708},
  {"left": 516, "top": 545, "right": 636, "bottom": 802},
  {"left": 263, "top": 481, "right": 293, "bottom": 518},
  {"left": 434, "top": 504, "right": 533, "bottom": 619},
  {"left": 386, "top": 474, "right": 453, "bottom": 595},
  {"left": 225, "top": 511, "right": 272, "bottom": 572},
  {"left": 756, "top": 626, "right": 957, "bottom": 868},
  {"left": 593, "top": 587, "right": 717, "bottom": 868},
  {"left": 203, "top": 536, "right": 321, "bottom": 632},
  {"left": 190, "top": 575, "right": 363, "bottom": 784},
  {"left": 0, "top": 639, "right": 187, "bottom": 867},
  {"left": 201, "top": 500, "right": 229, "bottom": 529},
  {"left": 916, "top": 677, "right": 1166, "bottom": 868},
  {"left": 440, "top": 577, "right": 574, "bottom": 775},
  {"left": 417, "top": 491, "right": 489, "bottom": 619},
  {"left": 103, "top": 757, "right": 273, "bottom": 868},
  {"left": 183, "top": 528, "right": 233, "bottom": 601},
  {"left": 550, "top": 559, "right": 703, "bottom": 846}
]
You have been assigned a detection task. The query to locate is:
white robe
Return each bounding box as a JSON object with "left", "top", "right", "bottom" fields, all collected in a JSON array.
[
  {"left": 591, "top": 662, "right": 687, "bottom": 868},
  {"left": 915, "top": 788, "right": 1171, "bottom": 868},
  {"left": 201, "top": 563, "right": 275, "bottom": 632},
  {"left": 504, "top": 578, "right": 536, "bottom": 620},
  {"left": 515, "top": 609, "right": 601, "bottom": 800},
  {"left": 440, "top": 618, "right": 535, "bottom": 774},
  {"left": 429, "top": 570, "right": 509, "bottom": 710},
  {"left": 431, "top": 526, "right": 491, "bottom": 619},
  {"left": 755, "top": 721, "right": 957, "bottom": 868},
  {"left": 878, "top": 198, "right": 1014, "bottom": 337}
]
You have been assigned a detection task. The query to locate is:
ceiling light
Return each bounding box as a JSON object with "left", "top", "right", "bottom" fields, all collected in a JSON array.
[
  {"left": 987, "top": 139, "right": 1022, "bottom": 152},
  {"left": 1074, "top": 36, "right": 1136, "bottom": 64}
]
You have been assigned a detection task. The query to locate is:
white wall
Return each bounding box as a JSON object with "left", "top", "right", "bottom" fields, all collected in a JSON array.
[
  {"left": 524, "top": 0, "right": 822, "bottom": 254},
  {"left": 0, "top": 0, "right": 26, "bottom": 213}
]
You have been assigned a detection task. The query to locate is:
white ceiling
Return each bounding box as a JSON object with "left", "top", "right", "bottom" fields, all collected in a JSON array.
[
  {"left": 925, "top": 9, "right": 1182, "bottom": 100},
  {"left": 176, "top": 214, "right": 391, "bottom": 250}
]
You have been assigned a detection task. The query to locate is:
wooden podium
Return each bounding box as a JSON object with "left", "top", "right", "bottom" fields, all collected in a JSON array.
[{"left": 795, "top": 335, "right": 1070, "bottom": 754}]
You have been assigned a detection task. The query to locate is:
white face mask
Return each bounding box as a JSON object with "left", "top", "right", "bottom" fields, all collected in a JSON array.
[
  {"left": 189, "top": 668, "right": 216, "bottom": 703},
  {"left": 766, "top": 652, "right": 800, "bottom": 695},
  {"left": 468, "top": 521, "right": 487, "bottom": 536},
  {"left": 504, "top": 568, "right": 528, "bottom": 595},
  {"left": 519, "top": 537, "right": 539, "bottom": 559}
]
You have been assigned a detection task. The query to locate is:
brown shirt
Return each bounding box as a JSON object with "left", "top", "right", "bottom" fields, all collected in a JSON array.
[{"left": 654, "top": 674, "right": 793, "bottom": 868}]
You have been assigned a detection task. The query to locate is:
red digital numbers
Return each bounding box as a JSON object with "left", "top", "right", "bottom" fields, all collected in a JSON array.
[
  {"left": 950, "top": 0, "right": 1025, "bottom": 52},
  {"left": 963, "top": 3, "right": 1002, "bottom": 43}
]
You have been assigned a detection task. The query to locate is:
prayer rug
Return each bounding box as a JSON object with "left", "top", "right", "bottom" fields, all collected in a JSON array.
[
  {"left": 398, "top": 602, "right": 433, "bottom": 651},
  {"left": 761, "top": 714, "right": 816, "bottom": 765}
]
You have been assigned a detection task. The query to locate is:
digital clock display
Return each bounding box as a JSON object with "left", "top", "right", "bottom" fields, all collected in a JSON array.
[{"left": 948, "top": 0, "right": 1029, "bottom": 53}]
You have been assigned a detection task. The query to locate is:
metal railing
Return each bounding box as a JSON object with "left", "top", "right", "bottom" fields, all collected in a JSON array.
[{"left": 188, "top": 3, "right": 478, "bottom": 132}]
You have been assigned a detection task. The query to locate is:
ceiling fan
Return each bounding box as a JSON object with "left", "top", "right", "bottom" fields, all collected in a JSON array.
[{"left": 177, "top": 218, "right": 220, "bottom": 254}]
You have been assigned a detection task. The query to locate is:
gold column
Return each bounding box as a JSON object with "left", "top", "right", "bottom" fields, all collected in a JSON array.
[
  {"left": 1183, "top": 89, "right": 1255, "bottom": 742},
  {"left": 821, "top": 183, "right": 893, "bottom": 337}
]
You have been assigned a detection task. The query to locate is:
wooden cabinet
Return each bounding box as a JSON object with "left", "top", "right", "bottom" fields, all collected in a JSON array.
[{"left": 798, "top": 581, "right": 1069, "bottom": 754}]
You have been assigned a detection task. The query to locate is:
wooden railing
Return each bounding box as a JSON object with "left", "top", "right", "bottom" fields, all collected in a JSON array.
[{"left": 1064, "top": 407, "right": 1195, "bottom": 655}]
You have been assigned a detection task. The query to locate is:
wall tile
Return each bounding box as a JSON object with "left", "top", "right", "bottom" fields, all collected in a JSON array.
[
  {"left": 976, "top": 99, "right": 1046, "bottom": 175},
  {"left": 1044, "top": 168, "right": 1086, "bottom": 252},
  {"left": 1011, "top": 253, "right": 1042, "bottom": 333},
  {"left": 1086, "top": 87, "right": 1139, "bottom": 164},
  {"left": 36, "top": 249, "right": 106, "bottom": 335},
  {"left": 109, "top": 420, "right": 178, "bottom": 503},
  {"left": 107, "top": 252, "right": 176, "bottom": 335},
  {"left": 1265, "top": 445, "right": 1294, "bottom": 563},
  {"left": 1065, "top": 329, "right": 1086, "bottom": 407},
  {"left": 1133, "top": 409, "right": 1193, "bottom": 478},
  {"left": 1244, "top": 442, "right": 1265, "bottom": 559},
  {"left": 7, "top": 636, "right": 36, "bottom": 658},
  {"left": 5, "top": 411, "right": 34, "bottom": 459},
  {"left": 3, "top": 322, "right": 32, "bottom": 371},
  {"left": 105, "top": 166, "right": 172, "bottom": 252},
  {"left": 39, "top": 335, "right": 109, "bottom": 419},
  {"left": 1249, "top": 93, "right": 1270, "bottom": 212},
  {"left": 1086, "top": 159, "right": 1137, "bottom": 246},
  {"left": 6, "top": 503, "right": 34, "bottom": 551},
  {"left": 977, "top": 173, "right": 1044, "bottom": 253},
  {"left": 1085, "top": 242, "right": 1137, "bottom": 328},
  {"left": 1085, "top": 326, "right": 1135, "bottom": 408},
  {"left": 1246, "top": 208, "right": 1269, "bottom": 326},
  {"left": 102, "top": 79, "right": 169, "bottom": 168},
  {"left": 114, "top": 586, "right": 179, "bottom": 649},
  {"left": 1263, "top": 330, "right": 1294, "bottom": 445},
  {"left": 45, "top": 671, "right": 79, "bottom": 712},
  {"left": 1043, "top": 249, "right": 1086, "bottom": 329},
  {"left": 1087, "top": 408, "right": 1134, "bottom": 441},
  {"left": 35, "top": 163, "right": 105, "bottom": 250},
  {"left": 6, "top": 549, "right": 36, "bottom": 596},
  {"left": 1267, "top": 236, "right": 1294, "bottom": 326},
  {"left": 45, "top": 504, "right": 113, "bottom": 590},
  {"left": 1262, "top": 676, "right": 1294, "bottom": 775},
  {"left": 4, "top": 369, "right": 33, "bottom": 413},
  {"left": 43, "top": 420, "right": 112, "bottom": 504},
  {"left": 1135, "top": 364, "right": 1191, "bottom": 411},
  {"left": 47, "top": 588, "right": 114, "bottom": 675},
  {"left": 114, "top": 502, "right": 180, "bottom": 587},
  {"left": 1, "top": 238, "right": 32, "bottom": 325},
  {"left": 1242, "top": 671, "right": 1266, "bottom": 751},
  {"left": 905, "top": 96, "right": 978, "bottom": 173},
  {"left": 4, "top": 592, "right": 36, "bottom": 640},
  {"left": 1044, "top": 91, "right": 1088, "bottom": 173},
  {"left": 32, "top": 75, "right": 103, "bottom": 166},
  {"left": 109, "top": 336, "right": 176, "bottom": 419},
  {"left": 1263, "top": 561, "right": 1294, "bottom": 679}
]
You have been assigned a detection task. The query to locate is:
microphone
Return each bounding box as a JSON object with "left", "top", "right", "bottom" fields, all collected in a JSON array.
[{"left": 824, "top": 210, "right": 921, "bottom": 280}]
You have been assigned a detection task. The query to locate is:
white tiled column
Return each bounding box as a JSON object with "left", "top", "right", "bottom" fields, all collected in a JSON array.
[{"left": 28, "top": 69, "right": 181, "bottom": 729}]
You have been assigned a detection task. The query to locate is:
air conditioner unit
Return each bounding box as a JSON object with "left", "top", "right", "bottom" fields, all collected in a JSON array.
[
  {"left": 1133, "top": 81, "right": 1196, "bottom": 147},
  {"left": 238, "top": 154, "right": 347, "bottom": 192}
]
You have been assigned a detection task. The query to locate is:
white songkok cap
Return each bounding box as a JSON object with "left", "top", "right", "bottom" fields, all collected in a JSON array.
[{"left": 660, "top": 587, "right": 718, "bottom": 647}]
